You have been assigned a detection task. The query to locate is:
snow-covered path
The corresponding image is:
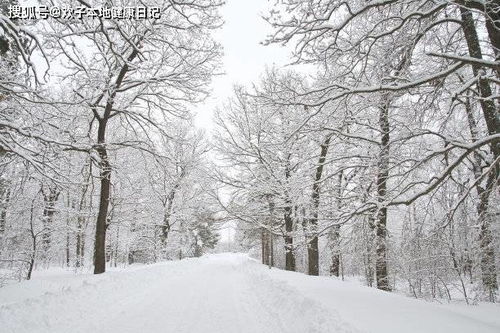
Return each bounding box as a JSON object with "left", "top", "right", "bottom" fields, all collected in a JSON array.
[
  {"left": 0, "top": 253, "right": 499, "bottom": 333},
  {"left": 92, "top": 255, "right": 347, "bottom": 333},
  {"left": 0, "top": 254, "right": 352, "bottom": 333}
]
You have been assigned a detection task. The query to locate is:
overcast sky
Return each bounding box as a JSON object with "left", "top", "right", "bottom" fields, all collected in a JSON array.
[{"left": 192, "top": 0, "right": 291, "bottom": 132}]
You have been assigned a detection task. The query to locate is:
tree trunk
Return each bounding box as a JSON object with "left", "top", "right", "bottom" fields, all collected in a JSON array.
[
  {"left": 466, "top": 100, "right": 498, "bottom": 299},
  {"left": 0, "top": 180, "right": 10, "bottom": 234},
  {"left": 283, "top": 153, "right": 296, "bottom": 271},
  {"left": 114, "top": 225, "right": 120, "bottom": 267},
  {"left": 27, "top": 199, "right": 36, "bottom": 280},
  {"left": 76, "top": 228, "right": 83, "bottom": 267},
  {"left": 41, "top": 186, "right": 60, "bottom": 266},
  {"left": 460, "top": 10, "right": 499, "bottom": 297},
  {"left": 365, "top": 215, "right": 376, "bottom": 287},
  {"left": 65, "top": 197, "right": 74, "bottom": 267},
  {"left": 460, "top": 8, "right": 500, "bottom": 158},
  {"left": 329, "top": 170, "right": 343, "bottom": 277},
  {"left": 76, "top": 165, "right": 90, "bottom": 268},
  {"left": 459, "top": 0, "right": 500, "bottom": 73},
  {"left": 159, "top": 194, "right": 175, "bottom": 252},
  {"left": 92, "top": 49, "right": 138, "bottom": 274},
  {"left": 284, "top": 204, "right": 295, "bottom": 271},
  {"left": 66, "top": 227, "right": 70, "bottom": 267},
  {"left": 308, "top": 134, "right": 332, "bottom": 276},
  {"left": 375, "top": 100, "right": 391, "bottom": 291},
  {"left": 261, "top": 229, "right": 265, "bottom": 264},
  {"left": 264, "top": 196, "right": 275, "bottom": 268},
  {"left": 94, "top": 118, "right": 111, "bottom": 274},
  {"left": 329, "top": 226, "right": 340, "bottom": 276},
  {"left": 308, "top": 236, "right": 319, "bottom": 275},
  {"left": 269, "top": 231, "right": 274, "bottom": 268},
  {"left": 76, "top": 207, "right": 86, "bottom": 268},
  {"left": 158, "top": 173, "right": 184, "bottom": 258},
  {"left": 261, "top": 228, "right": 268, "bottom": 265},
  {"left": 477, "top": 189, "right": 498, "bottom": 301}
]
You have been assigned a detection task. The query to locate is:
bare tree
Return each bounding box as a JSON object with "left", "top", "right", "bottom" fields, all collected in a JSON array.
[{"left": 42, "top": 0, "right": 222, "bottom": 273}]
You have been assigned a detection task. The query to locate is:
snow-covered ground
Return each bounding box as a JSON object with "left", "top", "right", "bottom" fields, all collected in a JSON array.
[{"left": 0, "top": 253, "right": 498, "bottom": 333}]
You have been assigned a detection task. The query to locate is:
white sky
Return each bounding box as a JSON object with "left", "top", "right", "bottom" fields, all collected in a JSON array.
[
  {"left": 194, "top": 1, "right": 296, "bottom": 242},
  {"left": 193, "top": 0, "right": 292, "bottom": 132}
]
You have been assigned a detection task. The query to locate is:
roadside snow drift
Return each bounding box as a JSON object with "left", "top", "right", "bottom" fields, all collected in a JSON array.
[{"left": 0, "top": 253, "right": 498, "bottom": 333}]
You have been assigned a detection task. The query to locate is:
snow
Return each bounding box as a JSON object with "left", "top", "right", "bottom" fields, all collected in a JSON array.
[{"left": 0, "top": 253, "right": 498, "bottom": 333}]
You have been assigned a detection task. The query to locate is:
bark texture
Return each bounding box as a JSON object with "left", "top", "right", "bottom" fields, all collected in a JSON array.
[{"left": 308, "top": 134, "right": 332, "bottom": 276}]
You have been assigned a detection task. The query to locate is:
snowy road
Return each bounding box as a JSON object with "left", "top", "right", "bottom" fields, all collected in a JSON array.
[
  {"left": 92, "top": 255, "right": 349, "bottom": 333},
  {"left": 0, "top": 254, "right": 353, "bottom": 333},
  {"left": 1, "top": 253, "right": 499, "bottom": 333}
]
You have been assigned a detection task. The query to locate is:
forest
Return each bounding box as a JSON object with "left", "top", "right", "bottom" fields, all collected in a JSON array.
[{"left": 1, "top": 0, "right": 499, "bottom": 309}]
